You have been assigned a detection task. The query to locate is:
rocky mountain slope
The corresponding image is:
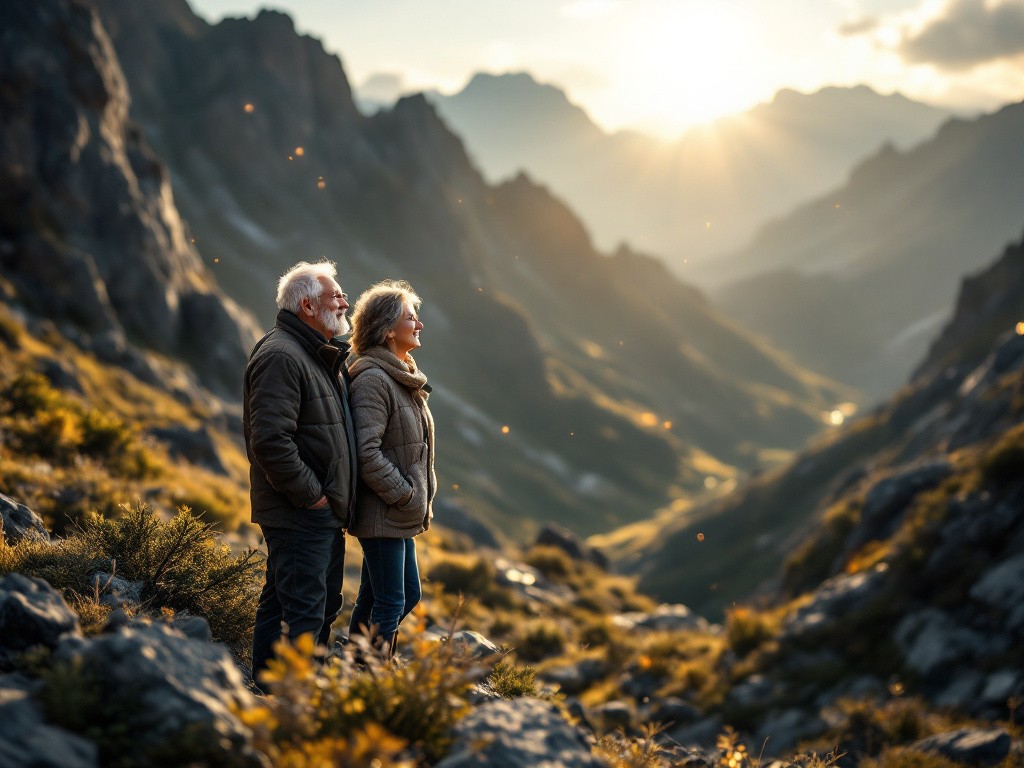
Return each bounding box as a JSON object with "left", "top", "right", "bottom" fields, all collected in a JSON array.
[
  {"left": 428, "top": 73, "right": 953, "bottom": 265},
  {"left": 619, "top": 232, "right": 1024, "bottom": 635},
  {"left": 82, "top": 0, "right": 848, "bottom": 537},
  {"left": 711, "top": 102, "right": 1024, "bottom": 397},
  {"left": 0, "top": 0, "right": 259, "bottom": 398}
]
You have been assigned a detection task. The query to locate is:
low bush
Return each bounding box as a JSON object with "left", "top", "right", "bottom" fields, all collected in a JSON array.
[
  {"left": 486, "top": 659, "right": 537, "bottom": 698},
  {"left": 242, "top": 628, "right": 479, "bottom": 765},
  {"left": 514, "top": 620, "right": 567, "bottom": 662},
  {"left": 0, "top": 503, "right": 261, "bottom": 660}
]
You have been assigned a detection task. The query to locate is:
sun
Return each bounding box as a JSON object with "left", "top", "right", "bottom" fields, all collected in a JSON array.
[{"left": 614, "top": 4, "right": 759, "bottom": 132}]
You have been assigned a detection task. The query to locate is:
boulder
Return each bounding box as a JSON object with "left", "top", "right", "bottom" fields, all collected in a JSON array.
[
  {"left": 535, "top": 523, "right": 608, "bottom": 569},
  {"left": 894, "top": 609, "right": 986, "bottom": 676},
  {"left": 90, "top": 572, "right": 144, "bottom": 609},
  {"left": 148, "top": 425, "right": 227, "bottom": 475},
  {"left": 436, "top": 697, "right": 604, "bottom": 768},
  {"left": 449, "top": 630, "right": 499, "bottom": 660},
  {"left": 614, "top": 604, "right": 709, "bottom": 633},
  {"left": 0, "top": 574, "right": 80, "bottom": 666},
  {"left": 969, "top": 554, "right": 1024, "bottom": 619},
  {"left": 0, "top": 494, "right": 50, "bottom": 543},
  {"left": 850, "top": 460, "right": 951, "bottom": 549},
  {"left": 0, "top": 674, "right": 98, "bottom": 768},
  {"left": 641, "top": 696, "right": 702, "bottom": 727},
  {"left": 434, "top": 499, "right": 501, "bottom": 549},
  {"left": 911, "top": 728, "right": 1011, "bottom": 766},
  {"left": 590, "top": 700, "right": 634, "bottom": 732},
  {"left": 755, "top": 708, "right": 828, "bottom": 757},
  {"left": 52, "top": 623, "right": 261, "bottom": 765},
  {"left": 540, "top": 658, "right": 606, "bottom": 695},
  {"left": 782, "top": 564, "right": 889, "bottom": 640}
]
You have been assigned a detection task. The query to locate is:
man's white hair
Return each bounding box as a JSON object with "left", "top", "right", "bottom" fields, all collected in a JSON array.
[{"left": 276, "top": 261, "right": 337, "bottom": 312}]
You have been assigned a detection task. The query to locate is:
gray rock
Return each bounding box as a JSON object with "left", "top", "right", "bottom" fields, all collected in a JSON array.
[
  {"left": 53, "top": 623, "right": 260, "bottom": 765},
  {"left": 911, "top": 728, "right": 1011, "bottom": 766},
  {"left": 755, "top": 708, "right": 828, "bottom": 757},
  {"left": 969, "top": 554, "right": 1024, "bottom": 615},
  {"left": 449, "top": 630, "right": 500, "bottom": 660},
  {"left": 727, "top": 674, "right": 776, "bottom": 710},
  {"left": 0, "top": 574, "right": 80, "bottom": 665},
  {"left": 642, "top": 696, "right": 702, "bottom": 727},
  {"left": 619, "top": 670, "right": 663, "bottom": 702},
  {"left": 148, "top": 425, "right": 227, "bottom": 475},
  {"left": 895, "top": 609, "right": 985, "bottom": 676},
  {"left": 169, "top": 613, "right": 213, "bottom": 643},
  {"left": 590, "top": 700, "right": 634, "bottom": 732},
  {"left": 614, "top": 603, "right": 709, "bottom": 633},
  {"left": 783, "top": 564, "right": 889, "bottom": 640},
  {"left": 935, "top": 670, "right": 984, "bottom": 710},
  {"left": 435, "top": 499, "right": 502, "bottom": 549},
  {"left": 0, "top": 674, "right": 98, "bottom": 768},
  {"left": 540, "top": 658, "right": 606, "bottom": 695},
  {"left": 980, "top": 669, "right": 1021, "bottom": 704},
  {"left": 536, "top": 523, "right": 609, "bottom": 569},
  {"left": 90, "top": 572, "right": 144, "bottom": 608},
  {"left": 0, "top": 494, "right": 50, "bottom": 544},
  {"left": 852, "top": 460, "right": 951, "bottom": 548},
  {"left": 666, "top": 716, "right": 723, "bottom": 749},
  {"left": 436, "top": 697, "right": 604, "bottom": 768}
]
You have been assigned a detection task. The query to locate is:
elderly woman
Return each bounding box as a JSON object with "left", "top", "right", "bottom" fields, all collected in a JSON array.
[{"left": 346, "top": 279, "right": 435, "bottom": 658}]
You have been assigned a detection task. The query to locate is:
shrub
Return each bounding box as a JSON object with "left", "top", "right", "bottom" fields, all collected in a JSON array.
[
  {"left": 594, "top": 727, "right": 668, "bottom": 768},
  {"left": 427, "top": 556, "right": 495, "bottom": 597},
  {"left": 726, "top": 606, "right": 777, "bottom": 657},
  {"left": 514, "top": 620, "right": 567, "bottom": 662},
  {"left": 242, "top": 628, "right": 478, "bottom": 764},
  {"left": 980, "top": 423, "right": 1024, "bottom": 486},
  {"left": 80, "top": 504, "right": 262, "bottom": 659},
  {"left": 1, "top": 503, "right": 261, "bottom": 660},
  {"left": 860, "top": 747, "right": 961, "bottom": 768},
  {"left": 524, "top": 545, "right": 574, "bottom": 579},
  {"left": 487, "top": 659, "right": 537, "bottom": 698}
]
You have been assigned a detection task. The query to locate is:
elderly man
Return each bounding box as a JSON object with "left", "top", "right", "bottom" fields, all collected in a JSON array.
[{"left": 243, "top": 260, "right": 357, "bottom": 689}]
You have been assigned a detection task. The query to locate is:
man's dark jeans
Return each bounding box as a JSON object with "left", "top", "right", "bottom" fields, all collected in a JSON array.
[
  {"left": 348, "top": 537, "right": 421, "bottom": 640},
  {"left": 251, "top": 524, "right": 345, "bottom": 690}
]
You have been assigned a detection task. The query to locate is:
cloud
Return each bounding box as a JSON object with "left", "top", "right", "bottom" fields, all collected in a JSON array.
[
  {"left": 560, "top": 0, "right": 619, "bottom": 20},
  {"left": 899, "top": 0, "right": 1024, "bottom": 70},
  {"left": 837, "top": 15, "right": 881, "bottom": 36}
]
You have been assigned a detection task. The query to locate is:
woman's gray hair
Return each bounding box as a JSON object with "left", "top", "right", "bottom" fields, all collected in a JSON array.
[
  {"left": 276, "top": 260, "right": 337, "bottom": 312},
  {"left": 350, "top": 279, "right": 421, "bottom": 355}
]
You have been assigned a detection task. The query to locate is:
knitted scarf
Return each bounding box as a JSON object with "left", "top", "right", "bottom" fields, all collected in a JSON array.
[{"left": 349, "top": 346, "right": 429, "bottom": 400}]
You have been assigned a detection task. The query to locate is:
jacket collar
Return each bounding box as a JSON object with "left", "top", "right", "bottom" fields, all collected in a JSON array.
[{"left": 275, "top": 309, "right": 352, "bottom": 370}]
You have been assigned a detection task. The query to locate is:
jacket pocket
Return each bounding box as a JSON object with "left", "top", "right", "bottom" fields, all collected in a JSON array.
[{"left": 390, "top": 454, "right": 429, "bottom": 528}]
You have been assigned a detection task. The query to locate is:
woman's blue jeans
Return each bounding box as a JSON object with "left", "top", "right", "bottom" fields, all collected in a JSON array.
[{"left": 348, "top": 537, "right": 421, "bottom": 640}]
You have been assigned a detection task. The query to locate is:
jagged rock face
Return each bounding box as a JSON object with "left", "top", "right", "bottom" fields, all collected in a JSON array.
[
  {"left": 0, "top": 675, "right": 98, "bottom": 768},
  {"left": 53, "top": 622, "right": 262, "bottom": 765},
  {"left": 436, "top": 697, "right": 605, "bottom": 768},
  {"left": 0, "top": 574, "right": 81, "bottom": 668},
  {"left": 0, "top": 0, "right": 258, "bottom": 396}
]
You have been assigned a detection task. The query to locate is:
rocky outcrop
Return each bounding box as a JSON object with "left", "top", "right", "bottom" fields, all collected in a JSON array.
[
  {"left": 0, "top": 675, "right": 98, "bottom": 768},
  {"left": 0, "top": 494, "right": 50, "bottom": 544},
  {"left": 0, "top": 574, "right": 81, "bottom": 669},
  {"left": 536, "top": 523, "right": 608, "bottom": 569},
  {"left": 436, "top": 698, "right": 605, "bottom": 768},
  {"left": 0, "top": 0, "right": 259, "bottom": 397},
  {"left": 53, "top": 622, "right": 261, "bottom": 765}
]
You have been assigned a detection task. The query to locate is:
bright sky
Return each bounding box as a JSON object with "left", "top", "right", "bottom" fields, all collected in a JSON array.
[{"left": 190, "top": 0, "right": 1024, "bottom": 137}]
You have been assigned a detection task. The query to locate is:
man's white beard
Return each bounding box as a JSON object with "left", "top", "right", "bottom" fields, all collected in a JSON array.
[{"left": 317, "top": 305, "right": 350, "bottom": 337}]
